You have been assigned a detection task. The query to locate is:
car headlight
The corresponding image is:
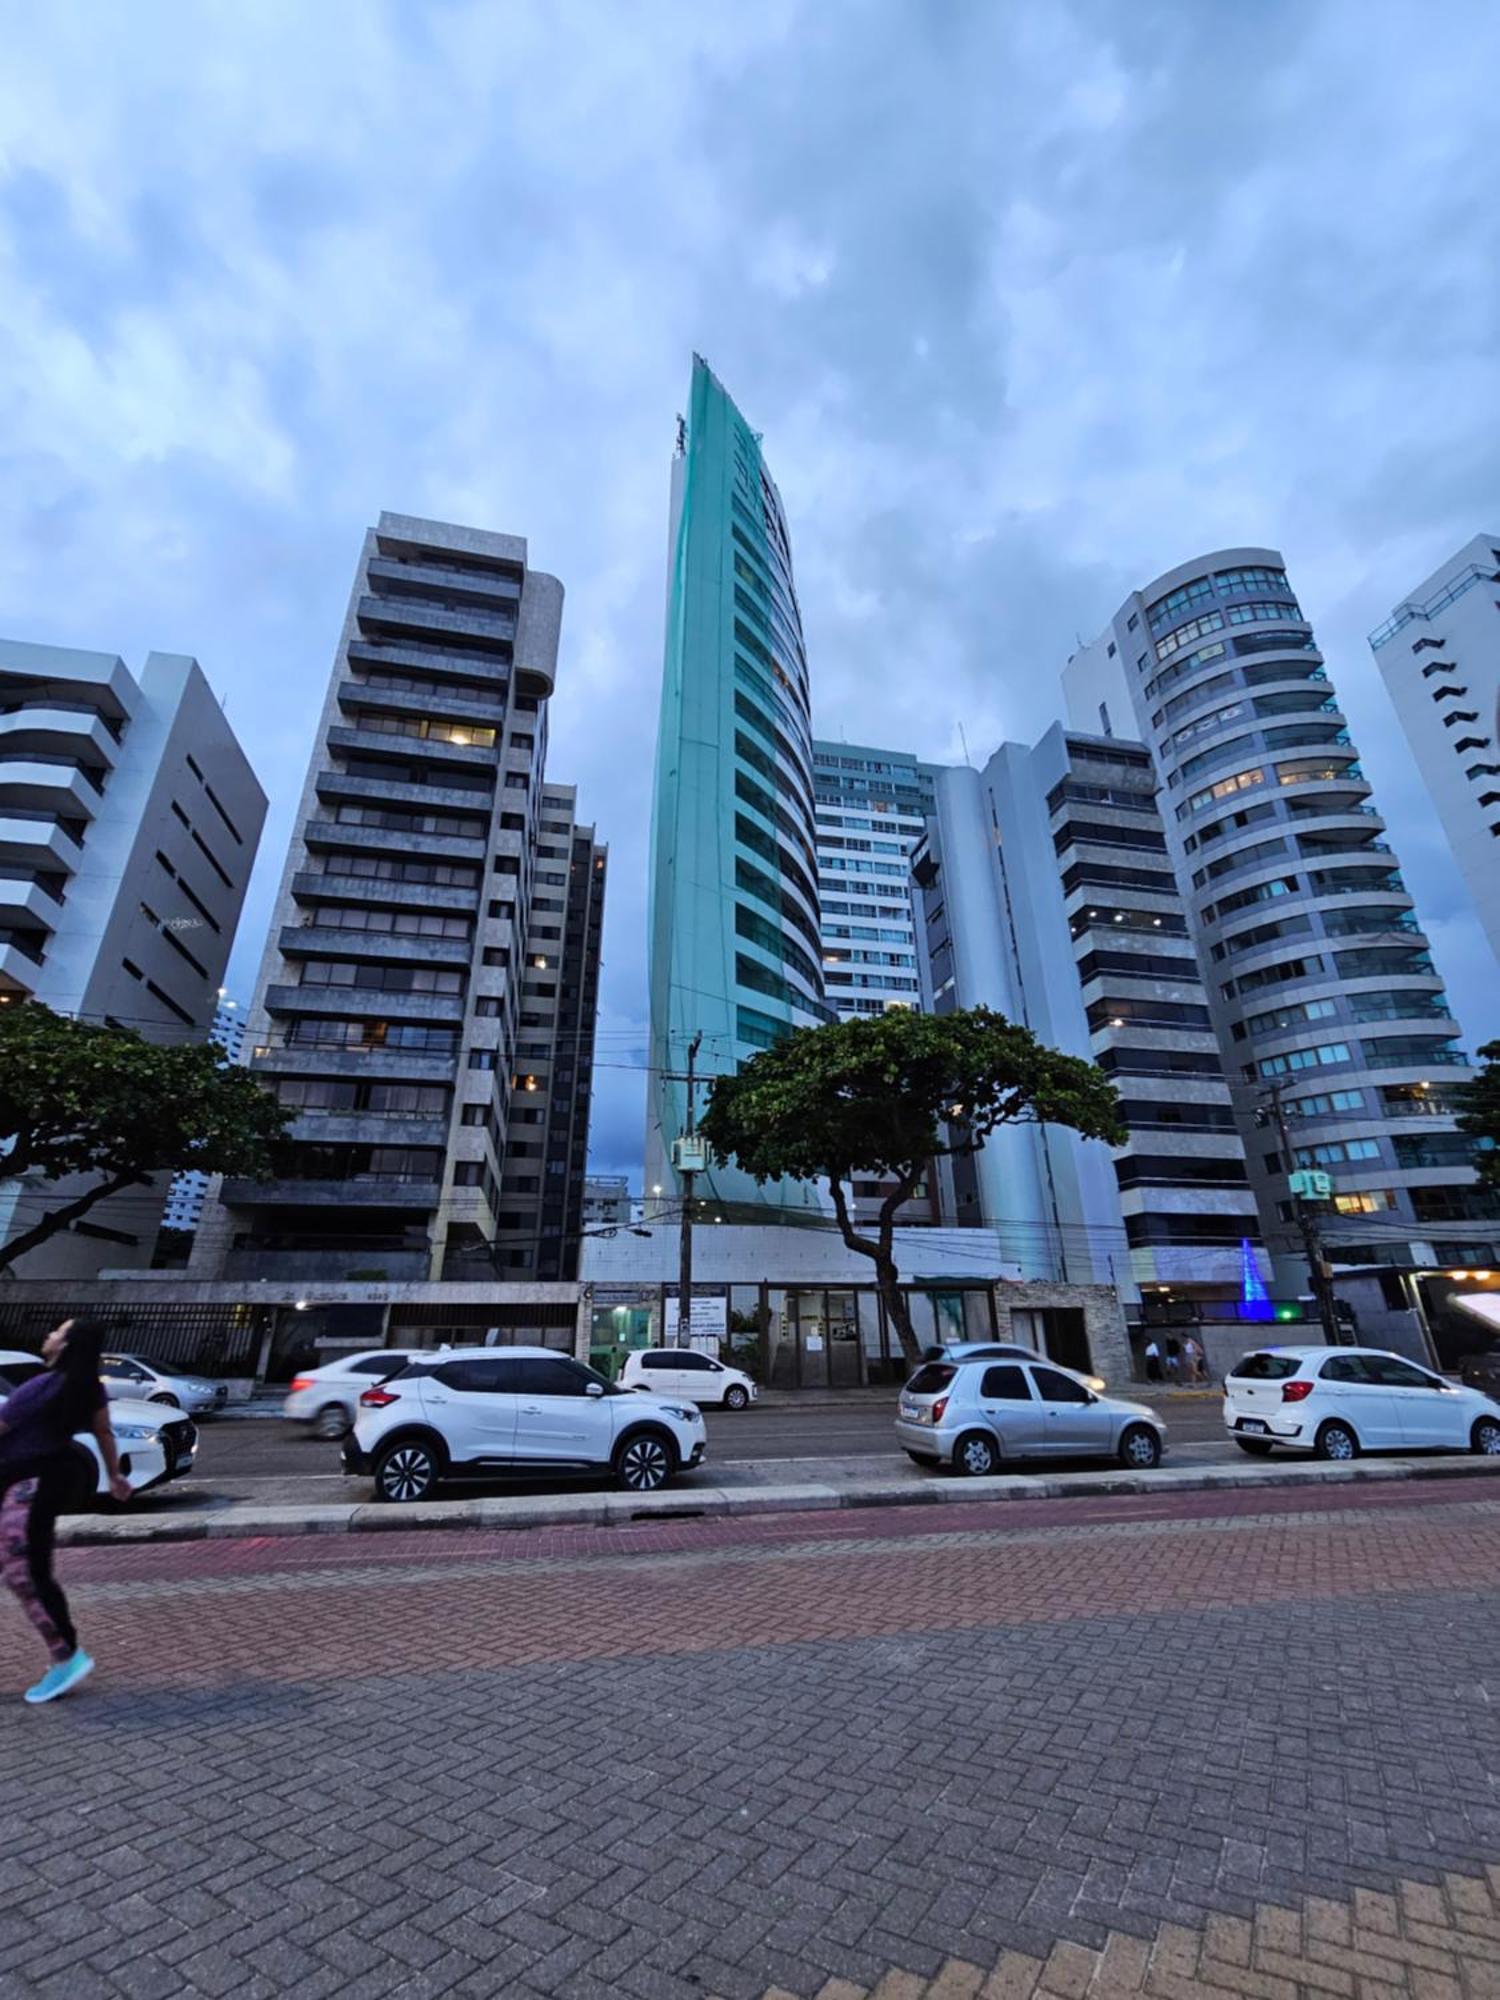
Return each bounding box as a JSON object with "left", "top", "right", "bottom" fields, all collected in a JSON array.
[
  {"left": 113, "top": 1423, "right": 159, "bottom": 1443},
  {"left": 661, "top": 1404, "right": 702, "bottom": 1424}
]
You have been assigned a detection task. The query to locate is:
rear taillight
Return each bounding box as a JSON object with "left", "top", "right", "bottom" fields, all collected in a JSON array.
[
  {"left": 1282, "top": 1379, "right": 1315, "bottom": 1403},
  {"left": 931, "top": 1395, "right": 949, "bottom": 1423},
  {"left": 289, "top": 1376, "right": 317, "bottom": 1394},
  {"left": 359, "top": 1386, "right": 400, "bottom": 1409}
]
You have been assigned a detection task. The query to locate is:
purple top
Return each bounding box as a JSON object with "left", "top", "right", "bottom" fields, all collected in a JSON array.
[{"left": 0, "top": 1369, "right": 105, "bottom": 1479}]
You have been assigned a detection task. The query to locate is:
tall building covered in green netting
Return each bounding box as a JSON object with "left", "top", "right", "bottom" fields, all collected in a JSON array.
[{"left": 646, "top": 357, "right": 830, "bottom": 1215}]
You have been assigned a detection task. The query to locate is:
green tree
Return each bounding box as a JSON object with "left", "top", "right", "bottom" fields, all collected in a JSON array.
[
  {"left": 698, "top": 1007, "right": 1126, "bottom": 1364},
  {"left": 1457, "top": 1040, "right": 1500, "bottom": 1191},
  {"left": 0, "top": 1000, "right": 290, "bottom": 1273}
]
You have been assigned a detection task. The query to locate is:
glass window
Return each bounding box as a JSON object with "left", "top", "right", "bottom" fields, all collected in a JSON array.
[
  {"left": 980, "top": 1365, "right": 1033, "bottom": 1402},
  {"left": 512, "top": 1357, "right": 591, "bottom": 1396},
  {"left": 1363, "top": 1355, "right": 1440, "bottom": 1390},
  {"left": 349, "top": 1354, "right": 407, "bottom": 1377},
  {"left": 1229, "top": 1352, "right": 1303, "bottom": 1380},
  {"left": 1319, "top": 1355, "right": 1371, "bottom": 1384},
  {"left": 904, "top": 1363, "right": 956, "bottom": 1395},
  {"left": 1030, "top": 1365, "right": 1091, "bottom": 1404},
  {"left": 434, "top": 1358, "right": 525, "bottom": 1393}
]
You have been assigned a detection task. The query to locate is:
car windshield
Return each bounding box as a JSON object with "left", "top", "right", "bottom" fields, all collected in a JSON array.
[
  {"left": 904, "top": 1364, "right": 957, "bottom": 1396},
  {"left": 1229, "top": 1352, "right": 1304, "bottom": 1380}
]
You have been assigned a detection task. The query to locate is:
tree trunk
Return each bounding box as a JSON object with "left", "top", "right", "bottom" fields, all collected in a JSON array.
[
  {"left": 0, "top": 1171, "right": 143, "bottom": 1275},
  {"left": 828, "top": 1175, "right": 926, "bottom": 1370}
]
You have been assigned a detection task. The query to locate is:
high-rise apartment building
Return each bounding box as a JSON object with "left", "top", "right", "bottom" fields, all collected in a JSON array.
[
  {"left": 0, "top": 639, "right": 265, "bottom": 1275},
  {"left": 813, "top": 742, "right": 932, "bottom": 1018},
  {"left": 647, "top": 358, "right": 830, "bottom": 1215},
  {"left": 193, "top": 511, "right": 602, "bottom": 1283},
  {"left": 1369, "top": 533, "right": 1500, "bottom": 971},
  {"left": 1064, "top": 545, "right": 1497, "bottom": 1281},
  {"left": 913, "top": 728, "right": 1264, "bottom": 1313},
  {"left": 160, "top": 993, "right": 250, "bottom": 1238}
]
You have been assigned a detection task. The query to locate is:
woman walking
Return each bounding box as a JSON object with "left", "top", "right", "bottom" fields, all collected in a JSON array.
[{"left": 0, "top": 1317, "right": 128, "bottom": 1704}]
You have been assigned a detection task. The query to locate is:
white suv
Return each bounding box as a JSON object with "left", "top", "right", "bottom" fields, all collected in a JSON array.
[
  {"left": 345, "top": 1345, "right": 707, "bottom": 1501},
  {"left": 1224, "top": 1344, "right": 1500, "bottom": 1459},
  {"left": 618, "top": 1348, "right": 757, "bottom": 1409}
]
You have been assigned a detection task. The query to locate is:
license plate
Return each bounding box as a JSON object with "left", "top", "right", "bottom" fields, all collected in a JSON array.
[
  {"left": 1237, "top": 1418, "right": 1269, "bottom": 1434},
  {"left": 899, "top": 1403, "right": 926, "bottom": 1423}
]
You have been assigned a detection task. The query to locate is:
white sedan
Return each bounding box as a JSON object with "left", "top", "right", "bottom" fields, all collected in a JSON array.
[
  {"left": 0, "top": 1349, "right": 198, "bottom": 1501},
  {"left": 1223, "top": 1345, "right": 1500, "bottom": 1460},
  {"left": 617, "top": 1348, "right": 758, "bottom": 1409},
  {"left": 101, "top": 1351, "right": 227, "bottom": 1416}
]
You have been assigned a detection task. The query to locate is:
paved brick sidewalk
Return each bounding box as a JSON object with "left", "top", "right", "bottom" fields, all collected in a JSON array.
[{"left": 3, "top": 1480, "right": 1500, "bottom": 1997}]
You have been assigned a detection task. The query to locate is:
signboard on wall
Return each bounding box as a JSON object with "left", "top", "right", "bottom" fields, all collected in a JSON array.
[{"left": 664, "top": 1295, "right": 728, "bottom": 1343}]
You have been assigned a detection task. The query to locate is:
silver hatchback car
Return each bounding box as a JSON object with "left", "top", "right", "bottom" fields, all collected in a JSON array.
[{"left": 896, "top": 1354, "right": 1165, "bottom": 1475}]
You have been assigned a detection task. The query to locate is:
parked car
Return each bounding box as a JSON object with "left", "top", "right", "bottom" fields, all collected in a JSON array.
[
  {"left": 896, "top": 1353, "right": 1164, "bottom": 1475},
  {"left": 1223, "top": 1345, "right": 1500, "bottom": 1459},
  {"left": 618, "top": 1347, "right": 757, "bottom": 1409},
  {"left": 932, "top": 1342, "right": 1107, "bottom": 1393},
  {"left": 0, "top": 1349, "right": 199, "bottom": 1503},
  {"left": 344, "top": 1345, "right": 707, "bottom": 1501},
  {"left": 284, "top": 1348, "right": 420, "bottom": 1438},
  {"left": 101, "top": 1351, "right": 227, "bottom": 1416}
]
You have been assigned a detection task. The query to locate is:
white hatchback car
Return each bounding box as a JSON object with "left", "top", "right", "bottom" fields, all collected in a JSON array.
[
  {"left": 1223, "top": 1345, "right": 1500, "bottom": 1460},
  {"left": 345, "top": 1345, "right": 707, "bottom": 1500},
  {"left": 102, "top": 1351, "right": 227, "bottom": 1416},
  {"left": 618, "top": 1348, "right": 757, "bottom": 1409},
  {"left": 0, "top": 1350, "right": 199, "bottom": 1501},
  {"left": 284, "top": 1348, "right": 420, "bottom": 1438}
]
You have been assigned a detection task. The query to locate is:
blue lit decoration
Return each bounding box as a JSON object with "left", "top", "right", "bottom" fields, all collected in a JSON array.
[{"left": 1240, "top": 1238, "right": 1274, "bottom": 1321}]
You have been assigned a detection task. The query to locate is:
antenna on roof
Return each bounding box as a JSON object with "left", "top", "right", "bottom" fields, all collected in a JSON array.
[{"left": 958, "top": 722, "right": 973, "bottom": 768}]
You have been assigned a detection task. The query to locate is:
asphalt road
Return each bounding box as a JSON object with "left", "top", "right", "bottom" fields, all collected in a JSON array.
[{"left": 120, "top": 1394, "right": 1238, "bottom": 1513}]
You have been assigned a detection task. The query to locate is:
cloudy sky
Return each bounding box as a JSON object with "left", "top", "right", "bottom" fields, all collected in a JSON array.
[{"left": 2, "top": 0, "right": 1497, "bottom": 1185}]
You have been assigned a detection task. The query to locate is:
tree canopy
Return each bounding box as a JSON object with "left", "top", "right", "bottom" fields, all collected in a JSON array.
[
  {"left": 0, "top": 1000, "right": 289, "bottom": 1271},
  {"left": 698, "top": 1007, "right": 1126, "bottom": 1362},
  {"left": 1457, "top": 1040, "right": 1500, "bottom": 1191}
]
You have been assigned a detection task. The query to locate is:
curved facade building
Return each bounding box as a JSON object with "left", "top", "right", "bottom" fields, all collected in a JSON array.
[
  {"left": 647, "top": 359, "right": 830, "bottom": 1213},
  {"left": 1065, "top": 546, "right": 1497, "bottom": 1283}
]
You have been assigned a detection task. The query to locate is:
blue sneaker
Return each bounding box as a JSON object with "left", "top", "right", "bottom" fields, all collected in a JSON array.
[{"left": 23, "top": 1650, "right": 94, "bottom": 1705}]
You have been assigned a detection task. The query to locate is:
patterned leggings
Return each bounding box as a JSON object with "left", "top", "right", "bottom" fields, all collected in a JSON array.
[{"left": 0, "top": 1473, "right": 76, "bottom": 1664}]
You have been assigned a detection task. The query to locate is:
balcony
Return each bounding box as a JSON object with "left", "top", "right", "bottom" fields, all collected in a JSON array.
[
  {"left": 356, "top": 594, "right": 515, "bottom": 656},
  {"left": 278, "top": 923, "right": 471, "bottom": 967},
  {"left": 220, "top": 1176, "right": 443, "bottom": 1210},
  {"left": 345, "top": 639, "right": 510, "bottom": 685},
  {"left": 222, "top": 1247, "right": 432, "bottom": 1281},
  {"left": 290, "top": 869, "right": 477, "bottom": 915},
  {"left": 300, "top": 818, "right": 485, "bottom": 863},
  {"left": 284, "top": 1111, "right": 450, "bottom": 1148},
  {"left": 0, "top": 709, "right": 118, "bottom": 767},
  {"left": 366, "top": 555, "right": 521, "bottom": 608},
  {"left": 251, "top": 1044, "right": 457, "bottom": 1085},
  {"left": 0, "top": 760, "right": 102, "bottom": 819},
  {"left": 313, "top": 769, "right": 495, "bottom": 817},
  {"left": 0, "top": 876, "right": 64, "bottom": 931},
  {"left": 264, "top": 982, "right": 465, "bottom": 1024},
  {"left": 325, "top": 722, "right": 499, "bottom": 774},
  {"left": 336, "top": 678, "right": 506, "bottom": 728}
]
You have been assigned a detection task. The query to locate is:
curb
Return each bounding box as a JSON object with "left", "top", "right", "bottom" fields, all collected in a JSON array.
[{"left": 56, "top": 1453, "right": 1500, "bottom": 1548}]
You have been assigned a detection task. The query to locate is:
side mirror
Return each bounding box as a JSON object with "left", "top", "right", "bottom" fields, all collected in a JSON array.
[{"left": 585, "top": 1381, "right": 605, "bottom": 1398}]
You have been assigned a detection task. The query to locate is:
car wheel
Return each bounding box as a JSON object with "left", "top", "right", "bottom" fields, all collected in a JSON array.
[
  {"left": 614, "top": 1431, "right": 675, "bottom": 1492},
  {"left": 1314, "top": 1420, "right": 1359, "bottom": 1462},
  {"left": 150, "top": 1392, "right": 181, "bottom": 1408},
  {"left": 1118, "top": 1424, "right": 1162, "bottom": 1470},
  {"left": 312, "top": 1403, "right": 351, "bottom": 1441},
  {"left": 953, "top": 1430, "right": 1001, "bottom": 1477},
  {"left": 1234, "top": 1436, "right": 1274, "bottom": 1456},
  {"left": 1471, "top": 1416, "right": 1500, "bottom": 1456},
  {"left": 723, "top": 1384, "right": 749, "bottom": 1411},
  {"left": 372, "top": 1439, "right": 442, "bottom": 1503}
]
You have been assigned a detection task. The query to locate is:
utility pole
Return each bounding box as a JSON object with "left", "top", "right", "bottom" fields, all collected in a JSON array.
[
  {"left": 1262, "top": 1077, "right": 1342, "bottom": 1345},
  {"left": 677, "top": 1031, "right": 703, "bottom": 1339}
]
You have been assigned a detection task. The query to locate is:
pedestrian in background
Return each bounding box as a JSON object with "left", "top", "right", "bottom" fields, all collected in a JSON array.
[
  {"left": 0, "top": 1317, "right": 128, "bottom": 1704},
  {"left": 1143, "top": 1337, "right": 1162, "bottom": 1383}
]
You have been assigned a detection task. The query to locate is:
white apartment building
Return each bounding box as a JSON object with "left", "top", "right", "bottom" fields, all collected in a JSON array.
[{"left": 1369, "top": 533, "right": 1500, "bottom": 971}]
